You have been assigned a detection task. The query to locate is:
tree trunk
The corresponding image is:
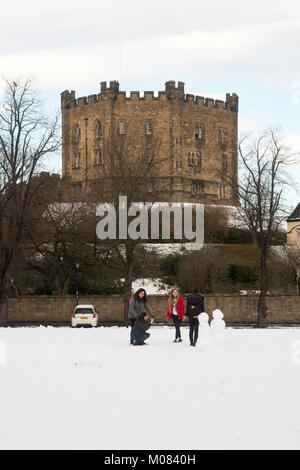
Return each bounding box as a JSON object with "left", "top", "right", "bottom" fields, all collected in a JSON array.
[
  {"left": 258, "top": 248, "right": 268, "bottom": 328},
  {"left": 62, "top": 274, "right": 72, "bottom": 296},
  {"left": 124, "top": 259, "right": 134, "bottom": 327},
  {"left": 0, "top": 279, "right": 9, "bottom": 327}
]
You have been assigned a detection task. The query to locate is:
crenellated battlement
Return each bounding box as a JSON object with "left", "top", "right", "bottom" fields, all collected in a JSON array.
[{"left": 61, "top": 81, "right": 238, "bottom": 113}]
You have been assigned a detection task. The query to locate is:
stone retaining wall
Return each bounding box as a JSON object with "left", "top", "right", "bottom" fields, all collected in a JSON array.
[{"left": 7, "top": 295, "right": 300, "bottom": 325}]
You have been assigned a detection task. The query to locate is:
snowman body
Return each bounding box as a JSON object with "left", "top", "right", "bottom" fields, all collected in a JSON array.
[
  {"left": 198, "top": 312, "right": 211, "bottom": 351},
  {"left": 210, "top": 309, "right": 226, "bottom": 348}
]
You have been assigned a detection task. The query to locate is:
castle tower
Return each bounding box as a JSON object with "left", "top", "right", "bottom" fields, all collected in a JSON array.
[{"left": 61, "top": 81, "right": 239, "bottom": 205}]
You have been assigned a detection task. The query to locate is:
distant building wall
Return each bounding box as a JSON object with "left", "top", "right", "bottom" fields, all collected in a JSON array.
[
  {"left": 7, "top": 295, "right": 300, "bottom": 325},
  {"left": 287, "top": 221, "right": 300, "bottom": 249}
]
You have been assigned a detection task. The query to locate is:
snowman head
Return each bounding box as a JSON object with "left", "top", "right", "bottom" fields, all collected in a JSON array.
[
  {"left": 212, "top": 309, "right": 224, "bottom": 320},
  {"left": 199, "top": 312, "right": 209, "bottom": 324}
]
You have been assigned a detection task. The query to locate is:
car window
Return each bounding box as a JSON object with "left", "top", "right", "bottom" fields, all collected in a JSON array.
[{"left": 75, "top": 308, "right": 94, "bottom": 314}]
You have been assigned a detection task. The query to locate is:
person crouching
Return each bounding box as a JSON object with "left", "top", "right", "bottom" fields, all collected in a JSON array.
[{"left": 131, "top": 312, "right": 154, "bottom": 346}]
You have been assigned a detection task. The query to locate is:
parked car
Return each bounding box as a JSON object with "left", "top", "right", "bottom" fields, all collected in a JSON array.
[{"left": 71, "top": 305, "right": 99, "bottom": 328}]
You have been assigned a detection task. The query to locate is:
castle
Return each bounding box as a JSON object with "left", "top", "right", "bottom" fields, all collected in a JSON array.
[{"left": 61, "top": 80, "right": 239, "bottom": 205}]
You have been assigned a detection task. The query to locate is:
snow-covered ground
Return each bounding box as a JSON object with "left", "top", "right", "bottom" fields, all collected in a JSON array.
[{"left": 0, "top": 326, "right": 300, "bottom": 450}]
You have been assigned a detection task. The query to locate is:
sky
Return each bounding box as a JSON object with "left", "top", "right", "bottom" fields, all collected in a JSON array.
[{"left": 1, "top": 0, "right": 300, "bottom": 209}]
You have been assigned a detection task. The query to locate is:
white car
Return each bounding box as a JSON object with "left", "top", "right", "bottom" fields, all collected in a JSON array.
[{"left": 71, "top": 305, "right": 99, "bottom": 328}]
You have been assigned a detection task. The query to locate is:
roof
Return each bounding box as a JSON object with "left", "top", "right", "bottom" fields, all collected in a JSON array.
[
  {"left": 75, "top": 305, "right": 95, "bottom": 309},
  {"left": 287, "top": 203, "right": 300, "bottom": 222}
]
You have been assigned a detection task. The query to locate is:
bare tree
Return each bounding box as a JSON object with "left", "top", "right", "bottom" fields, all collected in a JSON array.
[
  {"left": 176, "top": 246, "right": 229, "bottom": 294},
  {"left": 221, "top": 128, "right": 299, "bottom": 326},
  {"left": 0, "top": 77, "right": 60, "bottom": 326}
]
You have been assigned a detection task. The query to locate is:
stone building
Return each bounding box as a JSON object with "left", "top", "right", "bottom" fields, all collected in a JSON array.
[
  {"left": 61, "top": 80, "right": 239, "bottom": 204},
  {"left": 287, "top": 203, "right": 300, "bottom": 249}
]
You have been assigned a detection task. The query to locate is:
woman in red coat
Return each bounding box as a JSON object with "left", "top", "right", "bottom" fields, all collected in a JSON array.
[{"left": 166, "top": 288, "right": 185, "bottom": 343}]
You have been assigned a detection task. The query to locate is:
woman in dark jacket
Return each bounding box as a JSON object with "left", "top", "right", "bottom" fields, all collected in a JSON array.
[
  {"left": 185, "top": 286, "right": 205, "bottom": 347},
  {"left": 131, "top": 312, "right": 154, "bottom": 346},
  {"left": 128, "top": 288, "right": 153, "bottom": 344}
]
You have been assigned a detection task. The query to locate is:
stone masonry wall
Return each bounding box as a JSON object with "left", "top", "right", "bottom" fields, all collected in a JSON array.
[
  {"left": 61, "top": 81, "right": 239, "bottom": 205},
  {"left": 7, "top": 295, "right": 300, "bottom": 325}
]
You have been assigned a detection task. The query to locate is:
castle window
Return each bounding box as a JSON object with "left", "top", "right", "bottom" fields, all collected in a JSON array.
[
  {"left": 146, "top": 121, "right": 152, "bottom": 135},
  {"left": 72, "top": 182, "right": 82, "bottom": 194},
  {"left": 94, "top": 149, "right": 102, "bottom": 166},
  {"left": 147, "top": 182, "right": 154, "bottom": 193},
  {"left": 188, "top": 152, "right": 202, "bottom": 168},
  {"left": 195, "top": 125, "right": 205, "bottom": 140},
  {"left": 145, "top": 148, "right": 152, "bottom": 164},
  {"left": 222, "top": 154, "right": 228, "bottom": 172},
  {"left": 220, "top": 184, "right": 226, "bottom": 199},
  {"left": 218, "top": 128, "right": 227, "bottom": 144},
  {"left": 72, "top": 124, "right": 81, "bottom": 144},
  {"left": 191, "top": 182, "right": 204, "bottom": 198},
  {"left": 95, "top": 120, "right": 102, "bottom": 140},
  {"left": 119, "top": 121, "right": 126, "bottom": 135},
  {"left": 195, "top": 152, "right": 202, "bottom": 169},
  {"left": 73, "top": 152, "right": 81, "bottom": 169}
]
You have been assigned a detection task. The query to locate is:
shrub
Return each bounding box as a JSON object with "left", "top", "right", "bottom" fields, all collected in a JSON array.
[{"left": 229, "top": 264, "right": 259, "bottom": 284}]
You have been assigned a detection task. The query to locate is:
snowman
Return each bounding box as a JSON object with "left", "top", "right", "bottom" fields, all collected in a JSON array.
[
  {"left": 210, "top": 309, "right": 226, "bottom": 348},
  {"left": 198, "top": 312, "right": 211, "bottom": 351}
]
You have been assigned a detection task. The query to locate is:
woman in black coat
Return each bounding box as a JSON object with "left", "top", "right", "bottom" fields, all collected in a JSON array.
[
  {"left": 131, "top": 312, "right": 154, "bottom": 346},
  {"left": 185, "top": 286, "right": 205, "bottom": 347}
]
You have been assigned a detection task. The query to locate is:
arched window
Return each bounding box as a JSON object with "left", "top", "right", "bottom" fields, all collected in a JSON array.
[
  {"left": 146, "top": 121, "right": 152, "bottom": 135},
  {"left": 195, "top": 125, "right": 204, "bottom": 140},
  {"left": 222, "top": 154, "right": 228, "bottom": 172},
  {"left": 73, "top": 124, "right": 81, "bottom": 144},
  {"left": 73, "top": 152, "right": 81, "bottom": 169},
  {"left": 218, "top": 128, "right": 227, "bottom": 144},
  {"left": 119, "top": 121, "right": 126, "bottom": 135},
  {"left": 95, "top": 120, "right": 102, "bottom": 140},
  {"left": 94, "top": 149, "right": 102, "bottom": 166}
]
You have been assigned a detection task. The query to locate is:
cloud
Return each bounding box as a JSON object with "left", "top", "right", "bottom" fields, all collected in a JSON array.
[
  {"left": 1, "top": 0, "right": 300, "bottom": 54},
  {"left": 1, "top": 18, "right": 300, "bottom": 92}
]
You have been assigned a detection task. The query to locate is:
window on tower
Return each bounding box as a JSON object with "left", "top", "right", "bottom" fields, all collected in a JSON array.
[
  {"left": 94, "top": 149, "right": 102, "bottom": 166},
  {"left": 72, "top": 124, "right": 81, "bottom": 144},
  {"left": 119, "top": 121, "right": 126, "bottom": 135},
  {"left": 222, "top": 154, "right": 228, "bottom": 172},
  {"left": 195, "top": 124, "right": 205, "bottom": 140},
  {"left": 145, "top": 148, "right": 152, "bottom": 164},
  {"left": 218, "top": 128, "right": 227, "bottom": 144},
  {"left": 146, "top": 121, "right": 152, "bottom": 135},
  {"left": 95, "top": 120, "right": 102, "bottom": 140},
  {"left": 188, "top": 152, "right": 202, "bottom": 169},
  {"left": 73, "top": 152, "right": 81, "bottom": 169}
]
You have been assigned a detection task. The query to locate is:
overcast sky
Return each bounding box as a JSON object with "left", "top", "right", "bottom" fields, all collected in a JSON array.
[{"left": 1, "top": 0, "right": 300, "bottom": 208}]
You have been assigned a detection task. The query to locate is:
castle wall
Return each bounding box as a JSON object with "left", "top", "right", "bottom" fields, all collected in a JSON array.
[{"left": 61, "top": 81, "right": 239, "bottom": 205}]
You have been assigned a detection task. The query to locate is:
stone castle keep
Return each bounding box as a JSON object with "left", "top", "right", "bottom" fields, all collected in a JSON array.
[{"left": 61, "top": 80, "right": 239, "bottom": 204}]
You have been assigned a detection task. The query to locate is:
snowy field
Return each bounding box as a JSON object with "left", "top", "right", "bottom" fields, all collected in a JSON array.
[{"left": 0, "top": 326, "right": 300, "bottom": 450}]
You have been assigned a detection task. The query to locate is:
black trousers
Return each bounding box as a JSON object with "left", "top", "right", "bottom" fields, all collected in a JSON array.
[
  {"left": 130, "top": 318, "right": 136, "bottom": 344},
  {"left": 171, "top": 314, "right": 182, "bottom": 339},
  {"left": 189, "top": 317, "right": 199, "bottom": 345}
]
